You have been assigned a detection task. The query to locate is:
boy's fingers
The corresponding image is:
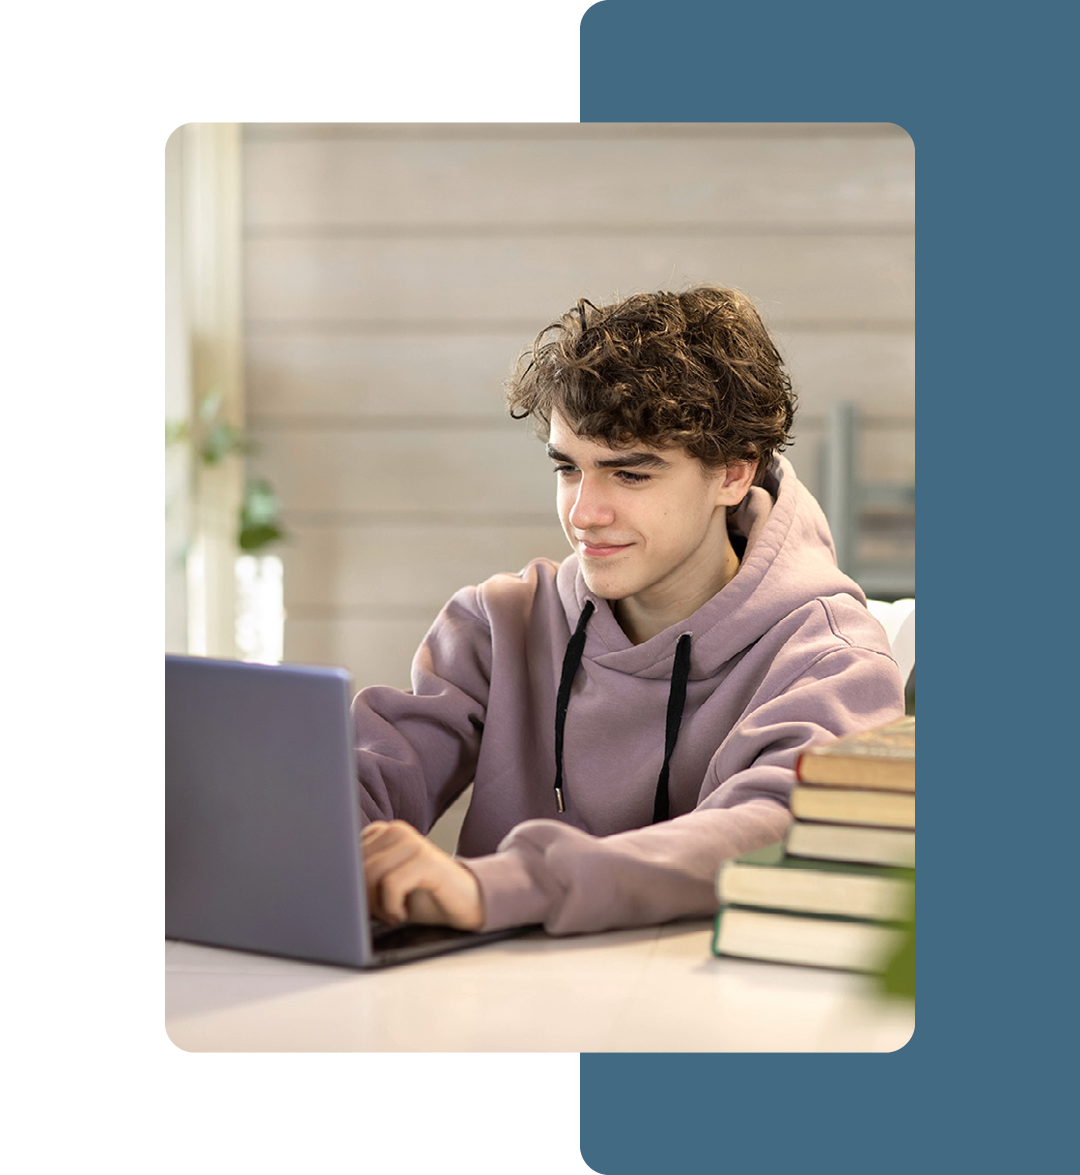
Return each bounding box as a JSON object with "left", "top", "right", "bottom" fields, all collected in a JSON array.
[
  {"left": 362, "top": 819, "right": 411, "bottom": 846},
  {"left": 360, "top": 823, "right": 482, "bottom": 929},
  {"left": 364, "top": 835, "right": 417, "bottom": 878},
  {"left": 364, "top": 837, "right": 424, "bottom": 921},
  {"left": 375, "top": 855, "right": 439, "bottom": 923}
]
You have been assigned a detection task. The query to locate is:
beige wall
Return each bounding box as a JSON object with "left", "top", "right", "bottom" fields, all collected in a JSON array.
[{"left": 241, "top": 123, "right": 914, "bottom": 693}]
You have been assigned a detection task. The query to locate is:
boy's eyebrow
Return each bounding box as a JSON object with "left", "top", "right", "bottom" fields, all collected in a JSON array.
[{"left": 545, "top": 443, "right": 674, "bottom": 471}]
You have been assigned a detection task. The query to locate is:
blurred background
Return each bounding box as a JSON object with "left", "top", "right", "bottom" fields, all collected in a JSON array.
[{"left": 165, "top": 122, "right": 914, "bottom": 697}]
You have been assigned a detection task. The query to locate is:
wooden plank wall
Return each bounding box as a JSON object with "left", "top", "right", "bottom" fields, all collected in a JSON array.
[{"left": 241, "top": 123, "right": 914, "bottom": 693}]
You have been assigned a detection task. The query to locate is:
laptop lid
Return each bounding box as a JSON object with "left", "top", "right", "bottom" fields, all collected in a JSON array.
[{"left": 166, "top": 655, "right": 375, "bottom": 968}]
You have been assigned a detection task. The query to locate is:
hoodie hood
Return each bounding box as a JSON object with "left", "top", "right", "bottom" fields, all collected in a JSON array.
[{"left": 555, "top": 455, "right": 865, "bottom": 678}]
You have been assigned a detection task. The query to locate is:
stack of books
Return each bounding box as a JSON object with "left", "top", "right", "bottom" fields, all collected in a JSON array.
[{"left": 712, "top": 716, "right": 915, "bottom": 972}]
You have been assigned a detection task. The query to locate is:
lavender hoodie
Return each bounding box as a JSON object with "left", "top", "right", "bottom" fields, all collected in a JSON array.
[{"left": 352, "top": 456, "right": 905, "bottom": 934}]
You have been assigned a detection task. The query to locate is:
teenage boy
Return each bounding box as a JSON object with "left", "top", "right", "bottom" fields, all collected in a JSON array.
[{"left": 356, "top": 286, "right": 905, "bottom": 936}]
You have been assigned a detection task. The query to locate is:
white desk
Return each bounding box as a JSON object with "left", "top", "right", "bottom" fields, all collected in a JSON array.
[{"left": 166, "top": 920, "right": 913, "bottom": 1052}]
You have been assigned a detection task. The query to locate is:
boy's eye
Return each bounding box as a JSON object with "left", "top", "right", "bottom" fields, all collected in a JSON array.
[{"left": 551, "top": 465, "right": 650, "bottom": 484}]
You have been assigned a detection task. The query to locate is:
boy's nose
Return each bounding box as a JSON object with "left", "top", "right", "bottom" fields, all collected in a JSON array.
[{"left": 568, "top": 480, "right": 616, "bottom": 531}]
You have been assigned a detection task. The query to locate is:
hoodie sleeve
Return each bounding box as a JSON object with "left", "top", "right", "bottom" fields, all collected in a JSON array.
[
  {"left": 351, "top": 588, "right": 492, "bottom": 832},
  {"left": 466, "top": 800, "right": 792, "bottom": 935},
  {"left": 465, "top": 643, "right": 905, "bottom": 936}
]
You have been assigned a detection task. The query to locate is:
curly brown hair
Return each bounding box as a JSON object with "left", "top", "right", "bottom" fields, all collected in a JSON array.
[{"left": 506, "top": 286, "right": 796, "bottom": 483}]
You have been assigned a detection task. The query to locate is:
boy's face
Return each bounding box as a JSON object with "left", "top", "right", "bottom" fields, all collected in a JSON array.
[{"left": 546, "top": 412, "right": 751, "bottom": 619}]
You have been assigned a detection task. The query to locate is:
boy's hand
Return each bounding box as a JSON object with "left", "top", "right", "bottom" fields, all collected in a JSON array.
[{"left": 361, "top": 820, "right": 484, "bottom": 931}]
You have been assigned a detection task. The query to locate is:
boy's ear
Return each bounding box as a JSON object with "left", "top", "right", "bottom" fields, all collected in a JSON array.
[{"left": 714, "top": 459, "right": 758, "bottom": 506}]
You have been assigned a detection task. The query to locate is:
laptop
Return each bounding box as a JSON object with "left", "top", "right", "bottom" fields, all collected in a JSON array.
[{"left": 165, "top": 654, "right": 527, "bottom": 967}]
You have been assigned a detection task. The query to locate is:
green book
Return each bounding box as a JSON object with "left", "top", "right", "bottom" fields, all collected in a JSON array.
[
  {"left": 712, "top": 905, "right": 905, "bottom": 973},
  {"left": 716, "top": 843, "right": 913, "bottom": 922}
]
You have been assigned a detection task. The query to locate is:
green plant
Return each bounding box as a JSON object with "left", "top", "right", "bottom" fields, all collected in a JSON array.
[
  {"left": 166, "top": 388, "right": 288, "bottom": 553},
  {"left": 238, "top": 479, "right": 287, "bottom": 550},
  {"left": 879, "top": 870, "right": 914, "bottom": 1002}
]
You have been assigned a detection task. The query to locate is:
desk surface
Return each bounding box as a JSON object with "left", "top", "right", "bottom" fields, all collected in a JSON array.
[{"left": 166, "top": 921, "right": 914, "bottom": 1053}]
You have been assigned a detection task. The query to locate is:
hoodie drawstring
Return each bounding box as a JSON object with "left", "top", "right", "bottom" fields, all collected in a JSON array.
[
  {"left": 651, "top": 633, "right": 692, "bottom": 823},
  {"left": 553, "top": 600, "right": 594, "bottom": 813},
  {"left": 553, "top": 603, "right": 693, "bottom": 823}
]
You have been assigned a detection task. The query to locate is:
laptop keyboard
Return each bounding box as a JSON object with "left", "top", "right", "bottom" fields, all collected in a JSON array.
[{"left": 370, "top": 920, "right": 486, "bottom": 951}]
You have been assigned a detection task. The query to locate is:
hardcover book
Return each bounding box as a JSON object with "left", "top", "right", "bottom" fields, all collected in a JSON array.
[
  {"left": 716, "top": 844, "right": 912, "bottom": 922},
  {"left": 796, "top": 715, "right": 915, "bottom": 790},
  {"left": 712, "top": 906, "right": 904, "bottom": 973},
  {"left": 790, "top": 785, "right": 915, "bottom": 829},
  {"left": 784, "top": 821, "right": 915, "bottom": 868}
]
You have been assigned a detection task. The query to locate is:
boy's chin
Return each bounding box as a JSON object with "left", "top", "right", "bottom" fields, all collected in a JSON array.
[{"left": 579, "top": 569, "right": 632, "bottom": 602}]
